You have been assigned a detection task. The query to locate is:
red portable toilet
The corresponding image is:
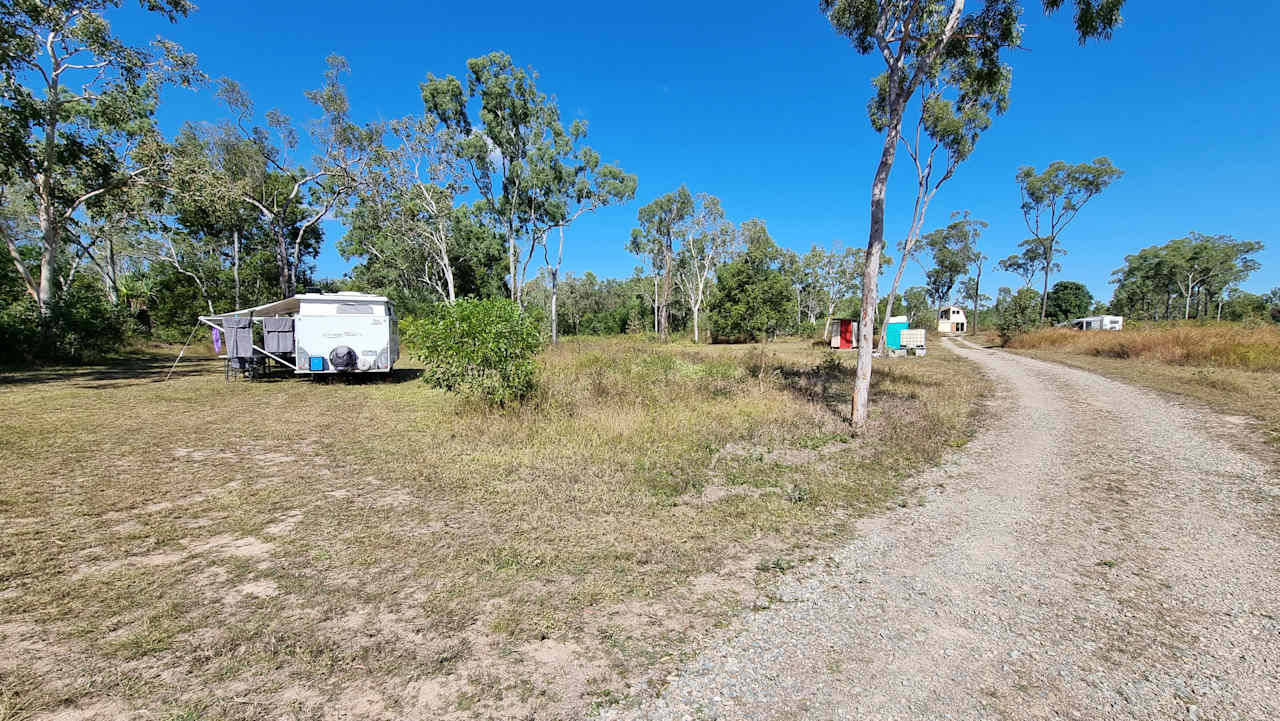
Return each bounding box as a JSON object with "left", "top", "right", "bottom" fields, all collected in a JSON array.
[{"left": 829, "top": 318, "right": 857, "bottom": 350}]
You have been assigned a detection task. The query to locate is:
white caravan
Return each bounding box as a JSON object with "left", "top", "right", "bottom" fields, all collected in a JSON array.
[
  {"left": 1063, "top": 315, "right": 1124, "bottom": 331},
  {"left": 199, "top": 292, "right": 399, "bottom": 375}
]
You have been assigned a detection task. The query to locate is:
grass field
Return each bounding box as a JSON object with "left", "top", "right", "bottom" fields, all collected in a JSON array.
[
  {"left": 0, "top": 336, "right": 984, "bottom": 720},
  {"left": 1005, "top": 323, "right": 1280, "bottom": 372},
  {"left": 999, "top": 323, "right": 1280, "bottom": 449}
]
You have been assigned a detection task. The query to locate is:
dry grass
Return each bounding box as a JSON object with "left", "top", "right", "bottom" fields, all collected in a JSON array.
[
  {"left": 1006, "top": 322, "right": 1280, "bottom": 372},
  {"left": 1001, "top": 323, "right": 1280, "bottom": 449},
  {"left": 0, "top": 336, "right": 985, "bottom": 720}
]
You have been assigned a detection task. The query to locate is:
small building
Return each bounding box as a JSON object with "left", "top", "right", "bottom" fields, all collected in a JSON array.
[
  {"left": 1067, "top": 315, "right": 1124, "bottom": 331},
  {"left": 937, "top": 305, "right": 967, "bottom": 334},
  {"left": 830, "top": 317, "right": 857, "bottom": 350}
]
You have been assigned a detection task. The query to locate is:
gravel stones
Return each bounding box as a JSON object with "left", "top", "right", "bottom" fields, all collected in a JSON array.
[{"left": 604, "top": 339, "right": 1279, "bottom": 721}]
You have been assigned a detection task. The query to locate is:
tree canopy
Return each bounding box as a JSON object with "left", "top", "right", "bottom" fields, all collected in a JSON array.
[
  {"left": 1016, "top": 157, "right": 1124, "bottom": 318},
  {"left": 820, "top": 0, "right": 1128, "bottom": 426},
  {"left": 707, "top": 219, "right": 793, "bottom": 343},
  {"left": 1044, "top": 280, "right": 1092, "bottom": 322},
  {"left": 1110, "top": 232, "right": 1263, "bottom": 321}
]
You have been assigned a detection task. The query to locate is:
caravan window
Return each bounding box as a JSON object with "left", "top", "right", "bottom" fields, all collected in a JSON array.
[{"left": 336, "top": 303, "right": 374, "bottom": 315}]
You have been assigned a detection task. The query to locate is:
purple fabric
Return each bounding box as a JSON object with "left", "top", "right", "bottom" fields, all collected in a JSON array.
[{"left": 212, "top": 327, "right": 223, "bottom": 353}]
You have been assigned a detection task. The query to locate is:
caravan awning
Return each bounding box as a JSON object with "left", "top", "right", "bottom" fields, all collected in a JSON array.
[
  {"left": 201, "top": 292, "right": 390, "bottom": 319},
  {"left": 203, "top": 295, "right": 303, "bottom": 319}
]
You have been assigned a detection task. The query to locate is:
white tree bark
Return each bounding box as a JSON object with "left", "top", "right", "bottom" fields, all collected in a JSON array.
[{"left": 851, "top": 0, "right": 966, "bottom": 427}]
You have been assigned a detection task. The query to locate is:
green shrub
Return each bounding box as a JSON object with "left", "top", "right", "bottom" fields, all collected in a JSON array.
[
  {"left": 0, "top": 280, "right": 132, "bottom": 366},
  {"left": 996, "top": 287, "right": 1045, "bottom": 342},
  {"left": 706, "top": 221, "right": 793, "bottom": 343},
  {"left": 401, "top": 298, "right": 543, "bottom": 406}
]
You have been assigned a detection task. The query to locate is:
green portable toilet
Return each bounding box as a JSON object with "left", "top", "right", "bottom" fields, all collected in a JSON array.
[{"left": 885, "top": 316, "right": 909, "bottom": 349}]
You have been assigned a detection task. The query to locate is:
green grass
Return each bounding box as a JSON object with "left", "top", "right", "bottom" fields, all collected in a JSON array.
[{"left": 0, "top": 335, "right": 986, "bottom": 719}]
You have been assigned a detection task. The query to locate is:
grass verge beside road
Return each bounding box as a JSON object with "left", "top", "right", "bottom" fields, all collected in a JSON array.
[
  {"left": 999, "top": 324, "right": 1280, "bottom": 449},
  {"left": 0, "top": 336, "right": 985, "bottom": 720}
]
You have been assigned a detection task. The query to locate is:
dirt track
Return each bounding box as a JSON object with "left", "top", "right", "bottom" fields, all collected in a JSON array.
[{"left": 612, "top": 338, "right": 1279, "bottom": 720}]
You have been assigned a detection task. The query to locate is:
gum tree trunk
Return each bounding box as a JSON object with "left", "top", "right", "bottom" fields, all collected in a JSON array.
[
  {"left": 851, "top": 124, "right": 902, "bottom": 426},
  {"left": 233, "top": 229, "right": 240, "bottom": 309}
]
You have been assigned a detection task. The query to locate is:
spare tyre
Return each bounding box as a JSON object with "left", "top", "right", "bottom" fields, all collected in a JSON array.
[{"left": 329, "top": 345, "right": 358, "bottom": 372}]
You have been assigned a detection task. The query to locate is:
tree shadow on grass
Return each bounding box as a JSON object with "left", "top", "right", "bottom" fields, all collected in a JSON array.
[
  {"left": 0, "top": 352, "right": 423, "bottom": 389},
  {"left": 0, "top": 352, "right": 214, "bottom": 389},
  {"left": 775, "top": 353, "right": 936, "bottom": 421}
]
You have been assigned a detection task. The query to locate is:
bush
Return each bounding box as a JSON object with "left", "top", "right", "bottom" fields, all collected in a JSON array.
[
  {"left": 0, "top": 280, "right": 132, "bottom": 366},
  {"left": 996, "top": 287, "right": 1044, "bottom": 342},
  {"left": 401, "top": 298, "right": 543, "bottom": 406},
  {"left": 706, "top": 223, "right": 793, "bottom": 343}
]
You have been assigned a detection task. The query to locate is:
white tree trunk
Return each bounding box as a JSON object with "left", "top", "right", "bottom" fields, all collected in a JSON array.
[
  {"left": 851, "top": 123, "right": 901, "bottom": 426},
  {"left": 550, "top": 268, "right": 559, "bottom": 344},
  {"left": 233, "top": 228, "right": 241, "bottom": 309}
]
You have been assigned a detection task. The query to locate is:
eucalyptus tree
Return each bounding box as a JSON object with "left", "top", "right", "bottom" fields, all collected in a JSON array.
[
  {"left": 997, "top": 249, "right": 1041, "bottom": 288},
  {"left": 795, "top": 245, "right": 828, "bottom": 326},
  {"left": 967, "top": 249, "right": 988, "bottom": 333},
  {"left": 204, "top": 57, "right": 375, "bottom": 298},
  {"left": 995, "top": 286, "right": 1013, "bottom": 313},
  {"left": 817, "top": 242, "right": 862, "bottom": 340},
  {"left": 164, "top": 122, "right": 267, "bottom": 309},
  {"left": 76, "top": 181, "right": 164, "bottom": 305},
  {"left": 527, "top": 129, "right": 636, "bottom": 343},
  {"left": 922, "top": 213, "right": 984, "bottom": 317},
  {"left": 673, "top": 193, "right": 738, "bottom": 343},
  {"left": 0, "top": 0, "right": 200, "bottom": 312},
  {"left": 423, "top": 52, "right": 581, "bottom": 309},
  {"left": 343, "top": 115, "right": 468, "bottom": 304},
  {"left": 1109, "top": 244, "right": 1174, "bottom": 320},
  {"left": 1195, "top": 234, "right": 1262, "bottom": 320},
  {"left": 960, "top": 277, "right": 992, "bottom": 329},
  {"left": 819, "top": 0, "right": 1125, "bottom": 426},
  {"left": 628, "top": 186, "right": 693, "bottom": 341},
  {"left": 1017, "top": 157, "right": 1124, "bottom": 318},
  {"left": 876, "top": 48, "right": 1008, "bottom": 350}
]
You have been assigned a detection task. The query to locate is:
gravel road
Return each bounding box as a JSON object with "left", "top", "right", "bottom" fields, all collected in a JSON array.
[{"left": 606, "top": 339, "right": 1279, "bottom": 721}]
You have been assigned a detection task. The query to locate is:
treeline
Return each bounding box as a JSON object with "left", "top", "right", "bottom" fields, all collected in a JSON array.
[
  {"left": 525, "top": 213, "right": 935, "bottom": 343},
  {"left": 1110, "top": 232, "right": 1272, "bottom": 322},
  {"left": 2, "top": 4, "right": 1275, "bottom": 367},
  {"left": 0, "top": 2, "right": 904, "bottom": 366},
  {"left": 0, "top": 2, "right": 645, "bottom": 362}
]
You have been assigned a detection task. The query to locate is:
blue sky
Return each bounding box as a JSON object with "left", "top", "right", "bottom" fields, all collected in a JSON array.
[{"left": 119, "top": 0, "right": 1279, "bottom": 301}]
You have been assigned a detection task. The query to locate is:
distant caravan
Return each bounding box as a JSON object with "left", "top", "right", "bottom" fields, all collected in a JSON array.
[{"left": 1060, "top": 315, "right": 1124, "bottom": 331}]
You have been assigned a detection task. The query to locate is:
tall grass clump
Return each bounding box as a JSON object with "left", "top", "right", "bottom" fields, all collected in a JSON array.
[{"left": 1006, "top": 322, "right": 1280, "bottom": 371}]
